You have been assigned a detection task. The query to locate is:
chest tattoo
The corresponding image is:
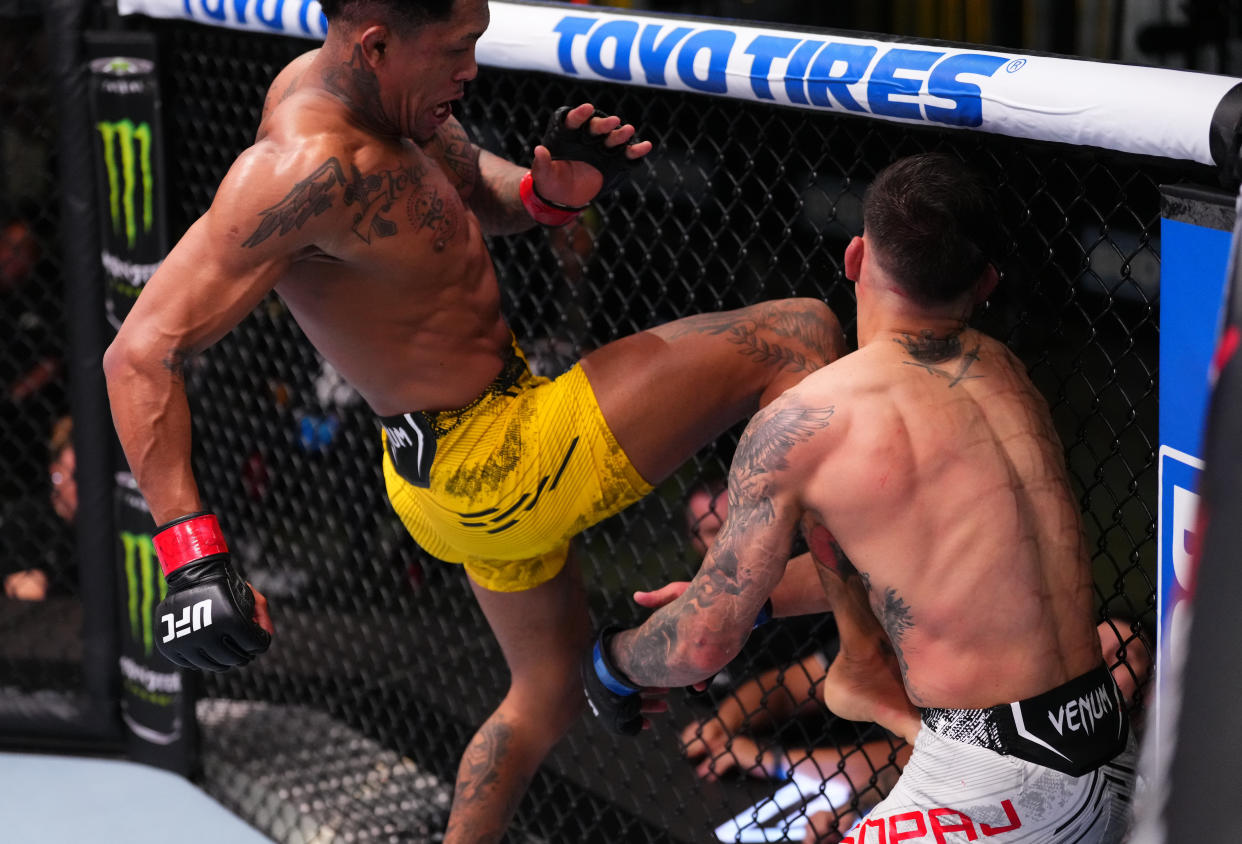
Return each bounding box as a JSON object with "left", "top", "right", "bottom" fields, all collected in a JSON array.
[{"left": 407, "top": 184, "right": 459, "bottom": 252}]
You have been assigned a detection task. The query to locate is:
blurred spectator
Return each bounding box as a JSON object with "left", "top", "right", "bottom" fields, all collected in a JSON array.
[
  {"left": 1, "top": 415, "right": 76, "bottom": 600},
  {"left": 685, "top": 477, "right": 727, "bottom": 558},
  {"left": 0, "top": 19, "right": 54, "bottom": 207},
  {"left": 0, "top": 214, "right": 66, "bottom": 501},
  {"left": 681, "top": 652, "right": 907, "bottom": 780}
]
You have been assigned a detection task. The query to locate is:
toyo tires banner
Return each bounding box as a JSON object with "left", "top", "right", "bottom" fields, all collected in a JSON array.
[{"left": 114, "top": 0, "right": 1241, "bottom": 167}]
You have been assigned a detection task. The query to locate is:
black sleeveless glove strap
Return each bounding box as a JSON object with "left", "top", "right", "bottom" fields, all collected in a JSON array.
[
  {"left": 155, "top": 525, "right": 270, "bottom": 672},
  {"left": 542, "top": 106, "right": 641, "bottom": 196},
  {"left": 581, "top": 626, "right": 643, "bottom": 736}
]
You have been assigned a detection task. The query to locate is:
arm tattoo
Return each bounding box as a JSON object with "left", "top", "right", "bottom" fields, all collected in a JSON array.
[
  {"left": 431, "top": 120, "right": 480, "bottom": 197},
  {"left": 162, "top": 348, "right": 194, "bottom": 382},
  {"left": 469, "top": 156, "right": 529, "bottom": 234},
  {"left": 616, "top": 402, "right": 834, "bottom": 686},
  {"left": 727, "top": 403, "right": 836, "bottom": 512},
  {"left": 893, "top": 331, "right": 983, "bottom": 387}
]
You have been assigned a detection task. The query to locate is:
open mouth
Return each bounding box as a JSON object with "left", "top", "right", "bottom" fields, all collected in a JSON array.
[{"left": 433, "top": 102, "right": 452, "bottom": 121}]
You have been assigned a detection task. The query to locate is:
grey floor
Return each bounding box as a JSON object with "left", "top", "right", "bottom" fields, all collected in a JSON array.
[{"left": 0, "top": 751, "right": 273, "bottom": 843}]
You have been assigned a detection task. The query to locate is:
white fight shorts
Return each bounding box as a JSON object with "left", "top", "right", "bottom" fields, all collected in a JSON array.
[{"left": 842, "top": 664, "right": 1138, "bottom": 843}]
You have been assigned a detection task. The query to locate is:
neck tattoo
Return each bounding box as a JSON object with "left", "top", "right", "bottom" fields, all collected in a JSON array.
[{"left": 892, "top": 329, "right": 963, "bottom": 364}]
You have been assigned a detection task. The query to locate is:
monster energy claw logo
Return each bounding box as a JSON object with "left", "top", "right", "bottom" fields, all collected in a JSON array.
[
  {"left": 97, "top": 57, "right": 145, "bottom": 75},
  {"left": 97, "top": 119, "right": 155, "bottom": 250},
  {"left": 121, "top": 531, "right": 166, "bottom": 656}
]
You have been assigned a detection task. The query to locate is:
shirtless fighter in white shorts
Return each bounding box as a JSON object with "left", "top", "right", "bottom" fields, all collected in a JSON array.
[{"left": 585, "top": 152, "right": 1136, "bottom": 843}]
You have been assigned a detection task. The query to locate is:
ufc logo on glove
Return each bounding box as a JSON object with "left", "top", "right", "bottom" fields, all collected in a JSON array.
[{"left": 161, "top": 599, "right": 213, "bottom": 643}]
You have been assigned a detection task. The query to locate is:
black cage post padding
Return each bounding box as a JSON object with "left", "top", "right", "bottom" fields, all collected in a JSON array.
[
  {"left": 50, "top": 0, "right": 120, "bottom": 733},
  {"left": 1210, "top": 82, "right": 1242, "bottom": 188}
]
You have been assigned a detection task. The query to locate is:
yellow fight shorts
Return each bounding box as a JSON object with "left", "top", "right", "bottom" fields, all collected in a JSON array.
[{"left": 379, "top": 341, "right": 652, "bottom": 593}]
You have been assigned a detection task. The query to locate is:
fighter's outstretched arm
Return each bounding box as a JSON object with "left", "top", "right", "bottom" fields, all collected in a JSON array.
[{"left": 609, "top": 396, "right": 837, "bottom": 688}]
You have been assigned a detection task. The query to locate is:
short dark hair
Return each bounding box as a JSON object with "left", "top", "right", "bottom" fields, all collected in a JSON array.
[
  {"left": 319, "top": 0, "right": 456, "bottom": 31},
  {"left": 862, "top": 152, "right": 1000, "bottom": 306}
]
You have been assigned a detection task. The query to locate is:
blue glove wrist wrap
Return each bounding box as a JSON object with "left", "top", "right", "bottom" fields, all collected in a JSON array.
[{"left": 592, "top": 638, "right": 639, "bottom": 697}]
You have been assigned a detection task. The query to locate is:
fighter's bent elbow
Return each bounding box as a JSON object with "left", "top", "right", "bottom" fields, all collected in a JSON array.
[
  {"left": 102, "top": 331, "right": 167, "bottom": 388},
  {"left": 679, "top": 624, "right": 742, "bottom": 679},
  {"left": 102, "top": 335, "right": 141, "bottom": 385},
  {"left": 101, "top": 337, "right": 124, "bottom": 380}
]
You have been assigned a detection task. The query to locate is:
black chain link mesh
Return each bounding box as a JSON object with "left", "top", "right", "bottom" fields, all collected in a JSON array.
[
  {"left": 0, "top": 11, "right": 81, "bottom": 699},
  {"left": 145, "top": 21, "right": 1185, "bottom": 842},
  {"left": 0, "top": 7, "right": 1203, "bottom": 838}
]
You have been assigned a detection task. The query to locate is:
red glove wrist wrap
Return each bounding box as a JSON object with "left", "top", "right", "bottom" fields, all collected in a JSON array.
[
  {"left": 520, "top": 171, "right": 584, "bottom": 227},
  {"left": 153, "top": 513, "right": 229, "bottom": 576}
]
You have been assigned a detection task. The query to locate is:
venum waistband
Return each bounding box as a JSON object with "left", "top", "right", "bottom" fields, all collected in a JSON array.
[
  {"left": 920, "top": 662, "right": 1130, "bottom": 777},
  {"left": 378, "top": 345, "right": 530, "bottom": 488}
]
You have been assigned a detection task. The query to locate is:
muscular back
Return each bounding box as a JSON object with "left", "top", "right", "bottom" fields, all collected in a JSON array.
[{"left": 798, "top": 329, "right": 1099, "bottom": 709}]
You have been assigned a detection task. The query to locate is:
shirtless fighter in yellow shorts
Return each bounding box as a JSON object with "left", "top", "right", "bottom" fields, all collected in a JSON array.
[
  {"left": 102, "top": 1, "right": 845, "bottom": 841},
  {"left": 381, "top": 337, "right": 653, "bottom": 593}
]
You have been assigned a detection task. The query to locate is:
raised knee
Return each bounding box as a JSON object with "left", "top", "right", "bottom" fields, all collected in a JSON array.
[{"left": 754, "top": 298, "right": 847, "bottom": 365}]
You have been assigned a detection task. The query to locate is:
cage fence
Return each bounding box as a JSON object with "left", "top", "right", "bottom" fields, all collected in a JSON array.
[
  {"left": 0, "top": 5, "right": 1208, "bottom": 841},
  {"left": 139, "top": 20, "right": 1182, "bottom": 843}
]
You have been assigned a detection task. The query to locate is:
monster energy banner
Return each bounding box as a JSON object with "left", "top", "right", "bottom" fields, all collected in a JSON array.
[
  {"left": 87, "top": 46, "right": 168, "bottom": 330},
  {"left": 115, "top": 468, "right": 198, "bottom": 776},
  {"left": 86, "top": 32, "right": 195, "bottom": 775}
]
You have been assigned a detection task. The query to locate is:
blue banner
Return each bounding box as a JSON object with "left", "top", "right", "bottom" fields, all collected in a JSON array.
[{"left": 1156, "top": 191, "right": 1233, "bottom": 766}]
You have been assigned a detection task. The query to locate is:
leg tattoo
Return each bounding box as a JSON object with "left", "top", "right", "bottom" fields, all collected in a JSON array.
[{"left": 445, "top": 716, "right": 531, "bottom": 843}]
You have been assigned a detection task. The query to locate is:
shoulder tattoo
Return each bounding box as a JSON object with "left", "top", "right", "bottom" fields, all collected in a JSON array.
[
  {"left": 243, "top": 158, "right": 347, "bottom": 248},
  {"left": 243, "top": 155, "right": 452, "bottom": 248}
]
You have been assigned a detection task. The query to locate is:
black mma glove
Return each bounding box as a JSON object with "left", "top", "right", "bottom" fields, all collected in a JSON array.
[
  {"left": 582, "top": 626, "right": 644, "bottom": 736},
  {"left": 152, "top": 512, "right": 270, "bottom": 671},
  {"left": 542, "top": 105, "right": 642, "bottom": 196}
]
